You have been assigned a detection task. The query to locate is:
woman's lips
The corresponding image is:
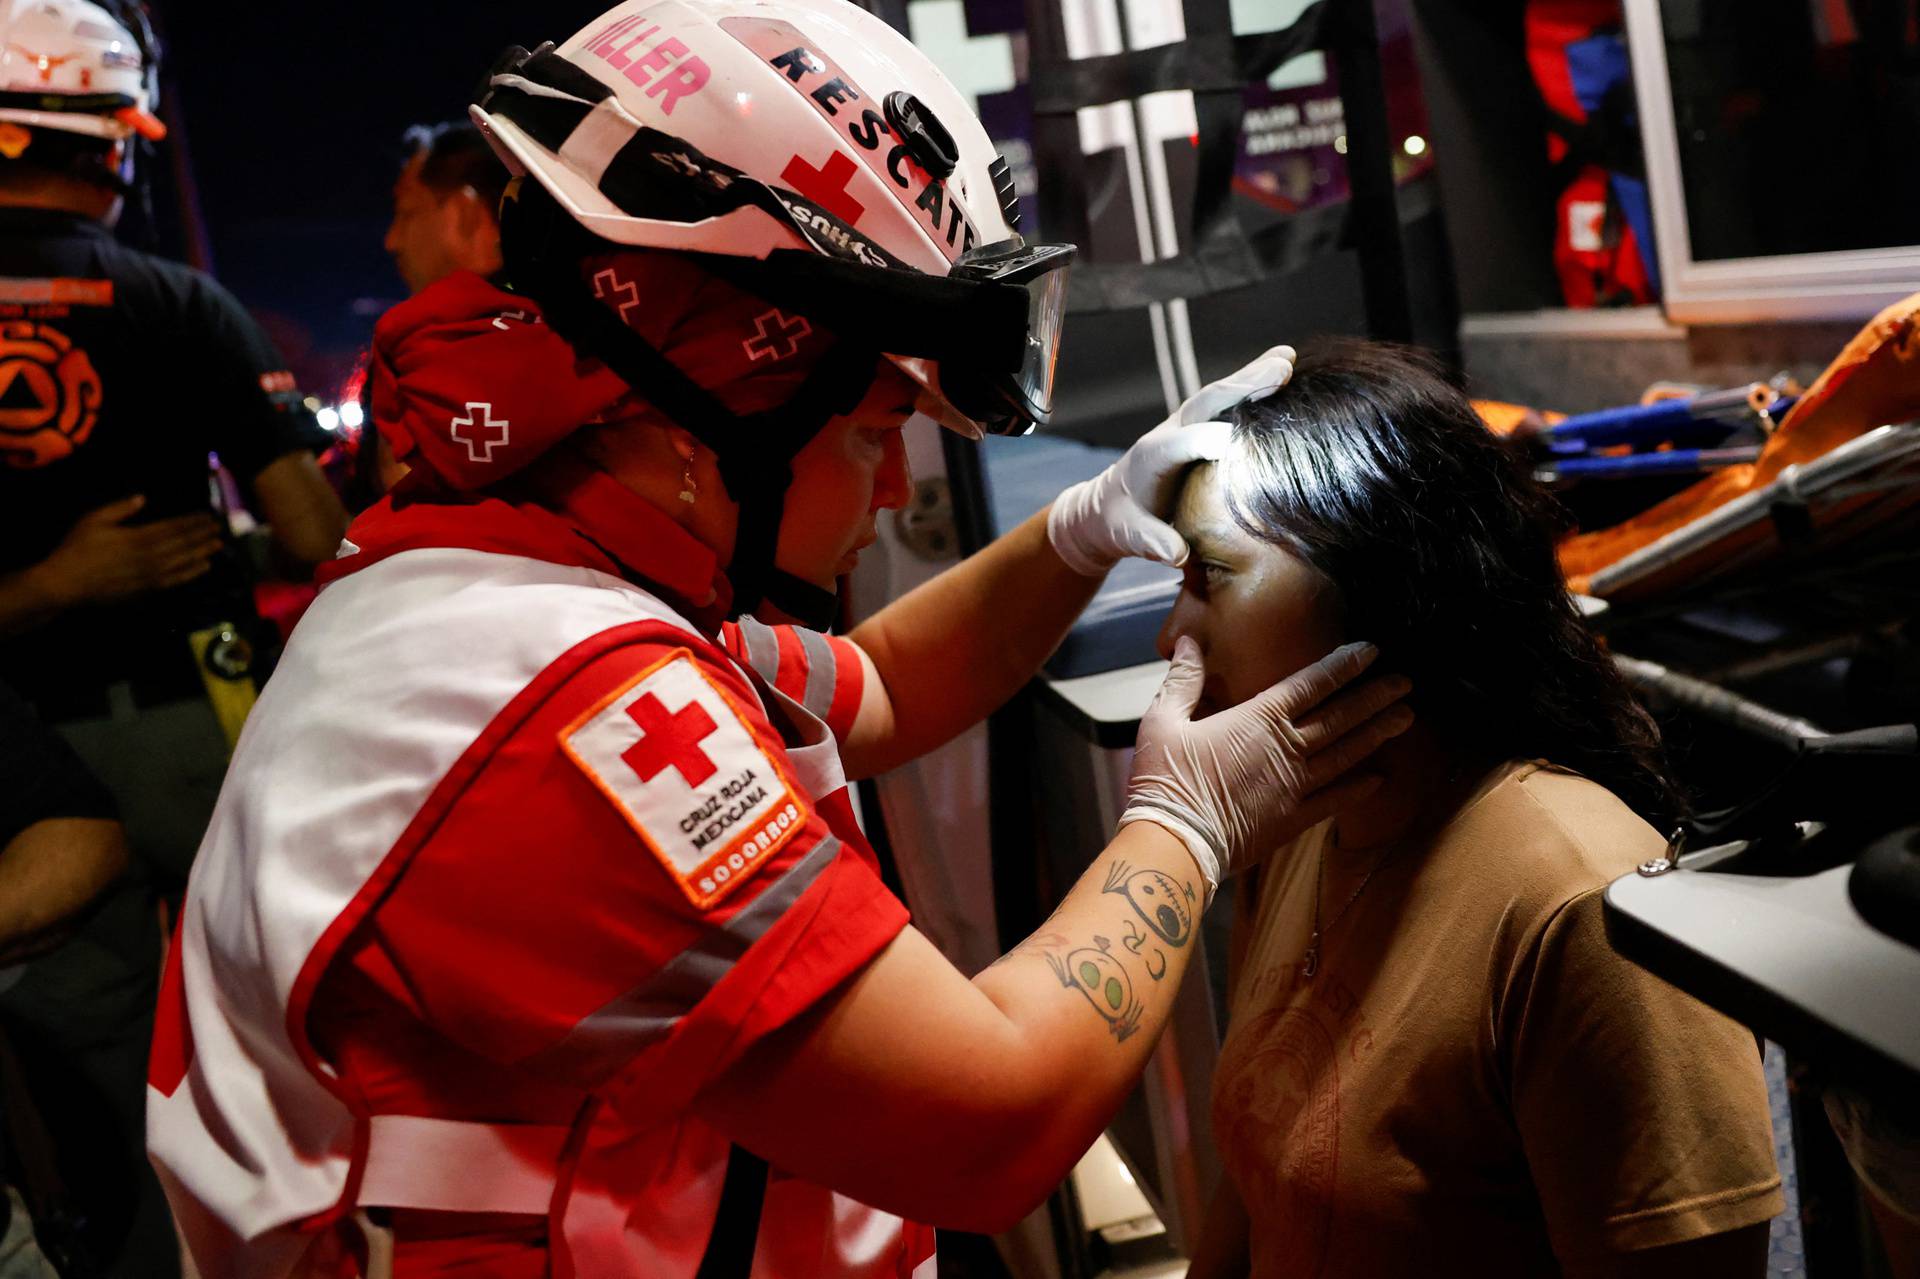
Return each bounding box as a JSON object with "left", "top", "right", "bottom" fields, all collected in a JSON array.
[{"left": 1194, "top": 679, "right": 1229, "bottom": 718}]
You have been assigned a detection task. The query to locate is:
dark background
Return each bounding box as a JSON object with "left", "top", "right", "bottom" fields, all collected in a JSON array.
[
  {"left": 139, "top": 1, "right": 1455, "bottom": 423},
  {"left": 145, "top": 2, "right": 608, "bottom": 402}
]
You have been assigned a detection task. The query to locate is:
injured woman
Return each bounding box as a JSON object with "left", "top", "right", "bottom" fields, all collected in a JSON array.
[{"left": 1174, "top": 340, "right": 1785, "bottom": 1278}]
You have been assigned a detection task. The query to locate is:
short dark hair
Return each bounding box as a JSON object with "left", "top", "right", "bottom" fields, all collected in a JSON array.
[
  {"left": 400, "top": 120, "right": 509, "bottom": 218},
  {"left": 1224, "top": 338, "right": 1685, "bottom": 826}
]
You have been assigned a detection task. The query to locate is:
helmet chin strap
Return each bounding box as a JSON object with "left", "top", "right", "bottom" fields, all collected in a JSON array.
[
  {"left": 502, "top": 186, "right": 872, "bottom": 633},
  {"left": 704, "top": 338, "right": 877, "bottom": 631},
  {"left": 756, "top": 572, "right": 842, "bottom": 630}
]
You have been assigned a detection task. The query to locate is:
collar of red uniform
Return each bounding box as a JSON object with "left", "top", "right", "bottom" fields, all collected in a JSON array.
[
  {"left": 527, "top": 455, "right": 732, "bottom": 623},
  {"left": 318, "top": 467, "right": 732, "bottom": 635}
]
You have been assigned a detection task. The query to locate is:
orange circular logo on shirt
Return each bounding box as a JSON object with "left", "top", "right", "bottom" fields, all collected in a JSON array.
[{"left": 0, "top": 321, "right": 102, "bottom": 468}]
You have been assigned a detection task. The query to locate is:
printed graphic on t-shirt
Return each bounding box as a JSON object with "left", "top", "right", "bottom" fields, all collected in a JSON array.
[
  {"left": 1216, "top": 1000, "right": 1343, "bottom": 1276},
  {"left": 0, "top": 319, "right": 101, "bottom": 468},
  {"left": 562, "top": 649, "right": 812, "bottom": 910}
]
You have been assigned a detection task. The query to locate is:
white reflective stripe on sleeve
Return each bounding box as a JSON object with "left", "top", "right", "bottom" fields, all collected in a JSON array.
[
  {"left": 737, "top": 618, "right": 782, "bottom": 686},
  {"left": 358, "top": 1116, "right": 572, "bottom": 1214},
  {"left": 795, "top": 628, "right": 838, "bottom": 720},
  {"left": 523, "top": 835, "right": 841, "bottom": 1084}
]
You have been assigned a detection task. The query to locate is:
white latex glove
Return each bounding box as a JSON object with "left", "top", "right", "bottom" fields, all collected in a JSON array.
[
  {"left": 1047, "top": 345, "right": 1298, "bottom": 576},
  {"left": 1119, "top": 636, "right": 1414, "bottom": 901}
]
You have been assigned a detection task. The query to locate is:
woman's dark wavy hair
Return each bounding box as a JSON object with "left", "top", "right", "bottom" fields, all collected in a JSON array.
[{"left": 1222, "top": 337, "right": 1685, "bottom": 827}]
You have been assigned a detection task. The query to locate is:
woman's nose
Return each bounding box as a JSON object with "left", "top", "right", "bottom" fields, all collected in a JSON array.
[{"left": 1156, "top": 592, "right": 1203, "bottom": 661}]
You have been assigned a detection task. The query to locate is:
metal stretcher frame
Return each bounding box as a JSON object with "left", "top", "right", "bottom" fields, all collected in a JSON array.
[{"left": 1587, "top": 422, "right": 1920, "bottom": 596}]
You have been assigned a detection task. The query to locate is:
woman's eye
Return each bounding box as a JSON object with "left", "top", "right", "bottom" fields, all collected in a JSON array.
[{"left": 1182, "top": 561, "right": 1226, "bottom": 598}]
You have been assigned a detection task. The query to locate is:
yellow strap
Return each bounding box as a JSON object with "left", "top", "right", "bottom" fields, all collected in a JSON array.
[{"left": 187, "top": 624, "right": 257, "bottom": 756}]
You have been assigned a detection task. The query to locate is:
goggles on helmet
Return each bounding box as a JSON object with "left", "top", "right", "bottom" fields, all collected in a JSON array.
[{"left": 940, "top": 239, "right": 1074, "bottom": 437}]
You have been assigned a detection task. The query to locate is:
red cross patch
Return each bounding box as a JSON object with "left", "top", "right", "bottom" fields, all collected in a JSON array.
[{"left": 561, "top": 649, "right": 811, "bottom": 909}]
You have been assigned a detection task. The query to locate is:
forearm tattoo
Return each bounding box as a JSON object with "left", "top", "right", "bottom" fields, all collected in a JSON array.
[{"left": 1005, "top": 859, "right": 1199, "bottom": 1043}]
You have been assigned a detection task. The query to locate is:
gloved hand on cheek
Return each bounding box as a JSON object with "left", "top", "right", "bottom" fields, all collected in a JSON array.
[{"left": 1119, "top": 635, "right": 1414, "bottom": 901}]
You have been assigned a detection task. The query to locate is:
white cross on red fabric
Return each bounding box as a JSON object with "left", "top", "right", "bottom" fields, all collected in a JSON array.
[
  {"left": 743, "top": 309, "right": 813, "bottom": 363},
  {"left": 592, "top": 268, "right": 643, "bottom": 326},
  {"left": 449, "top": 402, "right": 510, "bottom": 464}
]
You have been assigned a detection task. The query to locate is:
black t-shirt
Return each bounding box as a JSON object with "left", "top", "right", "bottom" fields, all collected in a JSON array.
[
  {"left": 0, "top": 681, "right": 115, "bottom": 845},
  {"left": 0, "top": 208, "right": 327, "bottom": 712}
]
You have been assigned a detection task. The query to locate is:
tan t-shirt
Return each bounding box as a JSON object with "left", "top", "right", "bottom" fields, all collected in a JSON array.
[{"left": 1214, "top": 762, "right": 1784, "bottom": 1278}]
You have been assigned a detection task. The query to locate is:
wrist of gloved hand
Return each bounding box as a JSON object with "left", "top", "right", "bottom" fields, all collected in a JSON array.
[
  {"left": 1046, "top": 477, "right": 1119, "bottom": 577},
  {"left": 1116, "top": 805, "right": 1221, "bottom": 907}
]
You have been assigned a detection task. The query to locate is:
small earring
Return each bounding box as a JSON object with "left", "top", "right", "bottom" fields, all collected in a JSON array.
[{"left": 678, "top": 457, "right": 697, "bottom": 504}]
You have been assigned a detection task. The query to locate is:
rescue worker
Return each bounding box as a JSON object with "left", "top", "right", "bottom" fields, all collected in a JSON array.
[
  {"left": 352, "top": 120, "right": 512, "bottom": 506},
  {"left": 148, "top": 2, "right": 1413, "bottom": 1273},
  {"left": 0, "top": 3, "right": 345, "bottom": 1273},
  {"left": 385, "top": 120, "right": 509, "bottom": 297},
  {"left": 0, "top": 0, "right": 348, "bottom": 863}
]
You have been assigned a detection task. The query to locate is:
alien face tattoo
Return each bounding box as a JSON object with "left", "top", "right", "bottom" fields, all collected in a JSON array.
[
  {"left": 1045, "top": 934, "right": 1146, "bottom": 1041},
  {"left": 1103, "top": 862, "right": 1196, "bottom": 946}
]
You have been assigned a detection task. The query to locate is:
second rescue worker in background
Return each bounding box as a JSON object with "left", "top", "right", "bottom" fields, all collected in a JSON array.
[
  {"left": 347, "top": 119, "right": 511, "bottom": 505},
  {"left": 385, "top": 120, "right": 507, "bottom": 295},
  {"left": 0, "top": 0, "right": 347, "bottom": 876},
  {"left": 0, "top": 1, "right": 346, "bottom": 1274}
]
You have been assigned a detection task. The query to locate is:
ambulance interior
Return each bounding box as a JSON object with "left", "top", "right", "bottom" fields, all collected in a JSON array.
[{"left": 843, "top": 0, "right": 1920, "bottom": 1275}]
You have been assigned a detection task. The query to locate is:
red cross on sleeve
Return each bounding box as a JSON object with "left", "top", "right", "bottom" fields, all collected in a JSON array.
[{"left": 621, "top": 692, "right": 719, "bottom": 787}]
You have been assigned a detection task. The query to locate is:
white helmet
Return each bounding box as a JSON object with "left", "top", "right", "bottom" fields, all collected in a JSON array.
[
  {"left": 0, "top": 0, "right": 164, "bottom": 147},
  {"left": 472, "top": 0, "right": 1072, "bottom": 438}
]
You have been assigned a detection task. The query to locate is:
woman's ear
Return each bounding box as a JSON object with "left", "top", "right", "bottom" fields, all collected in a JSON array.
[{"left": 665, "top": 426, "right": 699, "bottom": 465}]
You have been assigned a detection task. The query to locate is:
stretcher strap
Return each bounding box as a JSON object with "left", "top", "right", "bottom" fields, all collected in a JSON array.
[
  {"left": 1026, "top": 1, "right": 1334, "bottom": 114},
  {"left": 1018, "top": 0, "right": 1422, "bottom": 316},
  {"left": 357, "top": 1115, "right": 571, "bottom": 1215},
  {"left": 1063, "top": 172, "right": 1435, "bottom": 313}
]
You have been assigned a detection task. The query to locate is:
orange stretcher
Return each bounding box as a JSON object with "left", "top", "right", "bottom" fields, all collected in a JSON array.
[{"left": 1545, "top": 293, "right": 1920, "bottom": 602}]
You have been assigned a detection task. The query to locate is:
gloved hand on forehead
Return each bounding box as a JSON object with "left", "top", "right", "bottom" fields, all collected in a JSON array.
[
  {"left": 1120, "top": 636, "right": 1414, "bottom": 902},
  {"left": 1047, "top": 345, "right": 1297, "bottom": 576}
]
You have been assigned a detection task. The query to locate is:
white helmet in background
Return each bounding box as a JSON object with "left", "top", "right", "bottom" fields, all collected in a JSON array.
[
  {"left": 473, "top": 0, "right": 1072, "bottom": 437},
  {"left": 0, "top": 0, "right": 164, "bottom": 146}
]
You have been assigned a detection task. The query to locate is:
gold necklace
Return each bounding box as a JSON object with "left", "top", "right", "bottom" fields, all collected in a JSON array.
[
  {"left": 1301, "top": 829, "right": 1396, "bottom": 980},
  {"left": 1300, "top": 761, "right": 1478, "bottom": 979}
]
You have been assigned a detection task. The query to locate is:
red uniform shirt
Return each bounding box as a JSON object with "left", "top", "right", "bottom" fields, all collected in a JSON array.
[{"left": 152, "top": 473, "right": 929, "bottom": 1277}]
